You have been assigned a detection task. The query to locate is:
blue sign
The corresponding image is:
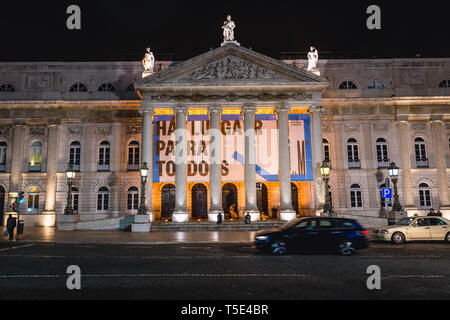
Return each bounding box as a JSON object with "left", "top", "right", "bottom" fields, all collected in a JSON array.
[{"left": 382, "top": 188, "right": 392, "bottom": 199}]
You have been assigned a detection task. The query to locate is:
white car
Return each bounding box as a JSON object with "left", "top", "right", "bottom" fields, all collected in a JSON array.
[{"left": 375, "top": 216, "right": 450, "bottom": 244}]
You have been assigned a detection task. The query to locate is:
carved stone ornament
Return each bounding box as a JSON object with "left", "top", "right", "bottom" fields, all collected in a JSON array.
[
  {"left": 184, "top": 57, "right": 280, "bottom": 81},
  {"left": 373, "top": 123, "right": 389, "bottom": 132},
  {"left": 29, "top": 127, "right": 45, "bottom": 136},
  {"left": 322, "top": 124, "right": 331, "bottom": 132},
  {"left": 127, "top": 126, "right": 142, "bottom": 135},
  {"left": 344, "top": 124, "right": 360, "bottom": 133},
  {"left": 97, "top": 127, "right": 112, "bottom": 136},
  {"left": 68, "top": 127, "right": 83, "bottom": 135},
  {"left": 411, "top": 123, "right": 427, "bottom": 131},
  {"left": 0, "top": 127, "right": 11, "bottom": 137}
]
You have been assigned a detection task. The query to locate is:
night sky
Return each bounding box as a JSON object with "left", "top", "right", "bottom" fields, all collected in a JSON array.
[{"left": 1, "top": 0, "right": 449, "bottom": 61}]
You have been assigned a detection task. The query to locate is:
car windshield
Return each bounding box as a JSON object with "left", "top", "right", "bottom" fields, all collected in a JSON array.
[
  {"left": 280, "top": 219, "right": 304, "bottom": 230},
  {"left": 397, "top": 218, "right": 415, "bottom": 226}
]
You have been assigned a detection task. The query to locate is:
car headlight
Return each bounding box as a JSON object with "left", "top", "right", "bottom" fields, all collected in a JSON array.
[
  {"left": 256, "top": 236, "right": 270, "bottom": 241},
  {"left": 379, "top": 229, "right": 389, "bottom": 234}
]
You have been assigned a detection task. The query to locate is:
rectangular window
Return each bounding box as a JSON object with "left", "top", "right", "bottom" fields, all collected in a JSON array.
[
  {"left": 419, "top": 190, "right": 431, "bottom": 207},
  {"left": 324, "top": 145, "right": 330, "bottom": 162},
  {"left": 350, "top": 191, "right": 362, "bottom": 208}
]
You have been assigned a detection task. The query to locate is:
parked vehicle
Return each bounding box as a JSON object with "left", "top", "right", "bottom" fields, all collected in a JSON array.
[
  {"left": 254, "top": 217, "right": 368, "bottom": 256},
  {"left": 375, "top": 216, "right": 450, "bottom": 244}
]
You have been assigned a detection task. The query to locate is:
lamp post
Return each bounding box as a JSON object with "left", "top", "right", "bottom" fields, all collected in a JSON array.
[
  {"left": 388, "top": 162, "right": 403, "bottom": 211},
  {"left": 320, "top": 160, "right": 333, "bottom": 216},
  {"left": 138, "top": 162, "right": 148, "bottom": 215},
  {"left": 64, "top": 164, "right": 76, "bottom": 215}
]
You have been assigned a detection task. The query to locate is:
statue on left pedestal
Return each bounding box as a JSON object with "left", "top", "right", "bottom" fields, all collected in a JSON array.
[
  {"left": 142, "top": 47, "right": 155, "bottom": 72},
  {"left": 307, "top": 46, "right": 319, "bottom": 72},
  {"left": 222, "top": 15, "right": 236, "bottom": 42}
]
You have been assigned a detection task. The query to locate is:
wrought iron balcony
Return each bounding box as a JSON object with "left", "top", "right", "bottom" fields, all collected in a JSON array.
[
  {"left": 377, "top": 159, "right": 390, "bottom": 168},
  {"left": 348, "top": 159, "right": 361, "bottom": 169},
  {"left": 0, "top": 163, "right": 5, "bottom": 172},
  {"left": 68, "top": 162, "right": 80, "bottom": 171},
  {"left": 28, "top": 163, "right": 41, "bottom": 172},
  {"left": 97, "top": 162, "right": 110, "bottom": 172},
  {"left": 416, "top": 158, "right": 429, "bottom": 168},
  {"left": 127, "top": 163, "right": 140, "bottom": 171}
]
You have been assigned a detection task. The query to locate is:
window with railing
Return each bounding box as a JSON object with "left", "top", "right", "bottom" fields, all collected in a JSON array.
[
  {"left": 0, "top": 141, "right": 6, "bottom": 172},
  {"left": 98, "top": 141, "right": 110, "bottom": 171},
  {"left": 29, "top": 141, "right": 42, "bottom": 172},
  {"left": 127, "top": 187, "right": 139, "bottom": 212},
  {"left": 128, "top": 141, "right": 140, "bottom": 171},
  {"left": 376, "top": 138, "right": 390, "bottom": 168},
  {"left": 347, "top": 138, "right": 360, "bottom": 168},
  {"left": 414, "top": 137, "right": 428, "bottom": 168},
  {"left": 68, "top": 141, "right": 81, "bottom": 171},
  {"left": 418, "top": 183, "right": 432, "bottom": 208},
  {"left": 27, "top": 187, "right": 40, "bottom": 214},
  {"left": 97, "top": 187, "right": 109, "bottom": 212}
]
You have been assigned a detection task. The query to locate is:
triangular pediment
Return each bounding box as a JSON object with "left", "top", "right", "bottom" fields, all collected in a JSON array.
[{"left": 136, "top": 43, "right": 327, "bottom": 88}]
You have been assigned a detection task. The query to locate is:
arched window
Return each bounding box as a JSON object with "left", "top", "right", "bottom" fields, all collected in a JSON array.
[
  {"left": 69, "top": 141, "right": 81, "bottom": 170},
  {"left": 418, "top": 183, "right": 432, "bottom": 208},
  {"left": 339, "top": 81, "right": 358, "bottom": 90},
  {"left": 29, "top": 141, "right": 42, "bottom": 171},
  {"left": 350, "top": 184, "right": 363, "bottom": 208},
  {"left": 0, "top": 84, "right": 15, "bottom": 92},
  {"left": 69, "top": 83, "right": 88, "bottom": 92},
  {"left": 98, "top": 141, "right": 110, "bottom": 171},
  {"left": 0, "top": 141, "right": 7, "bottom": 171},
  {"left": 323, "top": 138, "right": 330, "bottom": 163},
  {"left": 71, "top": 187, "right": 79, "bottom": 213},
  {"left": 414, "top": 137, "right": 428, "bottom": 168},
  {"left": 127, "top": 84, "right": 135, "bottom": 92},
  {"left": 27, "top": 187, "right": 40, "bottom": 214},
  {"left": 98, "top": 83, "right": 116, "bottom": 92},
  {"left": 127, "top": 187, "right": 139, "bottom": 212},
  {"left": 368, "top": 80, "right": 386, "bottom": 89},
  {"left": 438, "top": 80, "right": 450, "bottom": 88},
  {"left": 128, "top": 141, "right": 140, "bottom": 170},
  {"left": 97, "top": 187, "right": 109, "bottom": 212},
  {"left": 347, "top": 138, "right": 360, "bottom": 168},
  {"left": 376, "top": 138, "right": 389, "bottom": 168}
]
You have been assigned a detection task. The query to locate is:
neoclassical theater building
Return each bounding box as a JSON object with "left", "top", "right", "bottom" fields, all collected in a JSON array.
[{"left": 0, "top": 40, "right": 449, "bottom": 229}]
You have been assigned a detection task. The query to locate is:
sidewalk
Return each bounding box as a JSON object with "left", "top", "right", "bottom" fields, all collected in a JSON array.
[{"left": 1, "top": 227, "right": 377, "bottom": 245}]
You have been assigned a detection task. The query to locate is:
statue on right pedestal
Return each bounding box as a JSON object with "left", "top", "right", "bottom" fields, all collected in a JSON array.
[{"left": 307, "top": 46, "right": 319, "bottom": 73}]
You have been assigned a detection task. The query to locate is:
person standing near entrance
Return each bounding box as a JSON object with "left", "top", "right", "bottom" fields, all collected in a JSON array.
[{"left": 6, "top": 214, "right": 16, "bottom": 241}]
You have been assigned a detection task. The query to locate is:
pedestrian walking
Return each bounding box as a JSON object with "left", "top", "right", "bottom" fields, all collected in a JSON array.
[
  {"left": 217, "top": 212, "right": 223, "bottom": 224},
  {"left": 6, "top": 214, "right": 16, "bottom": 241},
  {"left": 244, "top": 213, "right": 251, "bottom": 224},
  {"left": 427, "top": 208, "right": 437, "bottom": 216}
]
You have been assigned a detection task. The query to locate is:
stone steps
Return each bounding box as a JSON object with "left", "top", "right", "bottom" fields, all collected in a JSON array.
[{"left": 150, "top": 220, "right": 285, "bottom": 232}]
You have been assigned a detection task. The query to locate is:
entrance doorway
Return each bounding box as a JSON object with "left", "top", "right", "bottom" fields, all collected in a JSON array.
[
  {"left": 222, "top": 183, "right": 238, "bottom": 219},
  {"left": 192, "top": 184, "right": 207, "bottom": 220},
  {"left": 256, "top": 183, "right": 268, "bottom": 216},
  {"left": 0, "top": 186, "right": 4, "bottom": 226},
  {"left": 161, "top": 184, "right": 175, "bottom": 220},
  {"left": 291, "top": 183, "right": 299, "bottom": 216}
]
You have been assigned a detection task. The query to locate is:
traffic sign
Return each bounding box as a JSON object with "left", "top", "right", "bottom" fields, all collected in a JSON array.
[{"left": 382, "top": 188, "right": 392, "bottom": 199}]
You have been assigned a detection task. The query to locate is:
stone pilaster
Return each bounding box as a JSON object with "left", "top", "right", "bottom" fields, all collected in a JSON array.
[
  {"left": 44, "top": 121, "right": 59, "bottom": 214},
  {"left": 111, "top": 122, "right": 122, "bottom": 217},
  {"left": 397, "top": 119, "right": 415, "bottom": 209},
  {"left": 9, "top": 121, "right": 24, "bottom": 193},
  {"left": 243, "top": 104, "right": 260, "bottom": 221},
  {"left": 430, "top": 118, "right": 450, "bottom": 208},
  {"left": 277, "top": 103, "right": 296, "bottom": 221},
  {"left": 310, "top": 106, "right": 325, "bottom": 215},
  {"left": 173, "top": 105, "right": 189, "bottom": 222},
  {"left": 208, "top": 105, "right": 224, "bottom": 221}
]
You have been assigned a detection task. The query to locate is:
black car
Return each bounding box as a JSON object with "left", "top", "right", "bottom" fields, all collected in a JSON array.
[{"left": 254, "top": 217, "right": 369, "bottom": 255}]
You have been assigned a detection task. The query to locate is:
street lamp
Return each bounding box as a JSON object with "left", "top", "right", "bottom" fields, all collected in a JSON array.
[
  {"left": 388, "top": 162, "right": 403, "bottom": 211},
  {"left": 138, "top": 162, "right": 148, "bottom": 215},
  {"left": 320, "top": 160, "right": 333, "bottom": 216},
  {"left": 64, "top": 163, "right": 76, "bottom": 215}
]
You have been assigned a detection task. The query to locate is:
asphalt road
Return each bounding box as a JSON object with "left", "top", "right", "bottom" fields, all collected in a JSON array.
[{"left": 0, "top": 241, "right": 449, "bottom": 300}]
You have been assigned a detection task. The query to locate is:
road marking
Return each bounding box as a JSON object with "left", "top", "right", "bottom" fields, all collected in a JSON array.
[
  {"left": 387, "top": 275, "right": 445, "bottom": 279},
  {"left": 0, "top": 244, "right": 35, "bottom": 252},
  {"left": 359, "top": 255, "right": 441, "bottom": 258},
  {"left": 0, "top": 273, "right": 311, "bottom": 279},
  {"left": 0, "top": 254, "right": 287, "bottom": 259}
]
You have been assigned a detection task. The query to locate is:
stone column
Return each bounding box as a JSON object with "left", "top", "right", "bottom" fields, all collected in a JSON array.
[
  {"left": 208, "top": 105, "right": 224, "bottom": 221},
  {"left": 397, "top": 119, "right": 415, "bottom": 208},
  {"left": 44, "top": 121, "right": 59, "bottom": 214},
  {"left": 173, "top": 106, "right": 189, "bottom": 222},
  {"left": 277, "top": 104, "right": 296, "bottom": 221},
  {"left": 430, "top": 118, "right": 450, "bottom": 208},
  {"left": 141, "top": 108, "right": 154, "bottom": 220},
  {"left": 111, "top": 122, "right": 122, "bottom": 217},
  {"left": 310, "top": 106, "right": 325, "bottom": 215},
  {"left": 243, "top": 105, "right": 260, "bottom": 221}
]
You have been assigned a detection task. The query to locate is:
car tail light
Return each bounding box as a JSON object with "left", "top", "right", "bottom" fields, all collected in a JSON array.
[{"left": 361, "top": 230, "right": 369, "bottom": 236}]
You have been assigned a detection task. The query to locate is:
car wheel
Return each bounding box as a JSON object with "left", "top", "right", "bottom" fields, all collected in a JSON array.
[
  {"left": 391, "top": 232, "right": 406, "bottom": 244},
  {"left": 271, "top": 240, "right": 287, "bottom": 255},
  {"left": 445, "top": 232, "right": 450, "bottom": 244},
  {"left": 338, "top": 241, "right": 355, "bottom": 256}
]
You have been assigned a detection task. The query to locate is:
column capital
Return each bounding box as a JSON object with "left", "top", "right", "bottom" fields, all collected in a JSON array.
[
  {"left": 309, "top": 105, "right": 323, "bottom": 113},
  {"left": 47, "top": 119, "right": 61, "bottom": 127},
  {"left": 12, "top": 120, "right": 25, "bottom": 127},
  {"left": 173, "top": 105, "right": 189, "bottom": 114},
  {"left": 429, "top": 115, "right": 444, "bottom": 123},
  {"left": 396, "top": 115, "right": 409, "bottom": 123},
  {"left": 242, "top": 104, "right": 256, "bottom": 114},
  {"left": 140, "top": 108, "right": 154, "bottom": 115},
  {"left": 276, "top": 103, "right": 291, "bottom": 113},
  {"left": 208, "top": 105, "right": 222, "bottom": 114}
]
